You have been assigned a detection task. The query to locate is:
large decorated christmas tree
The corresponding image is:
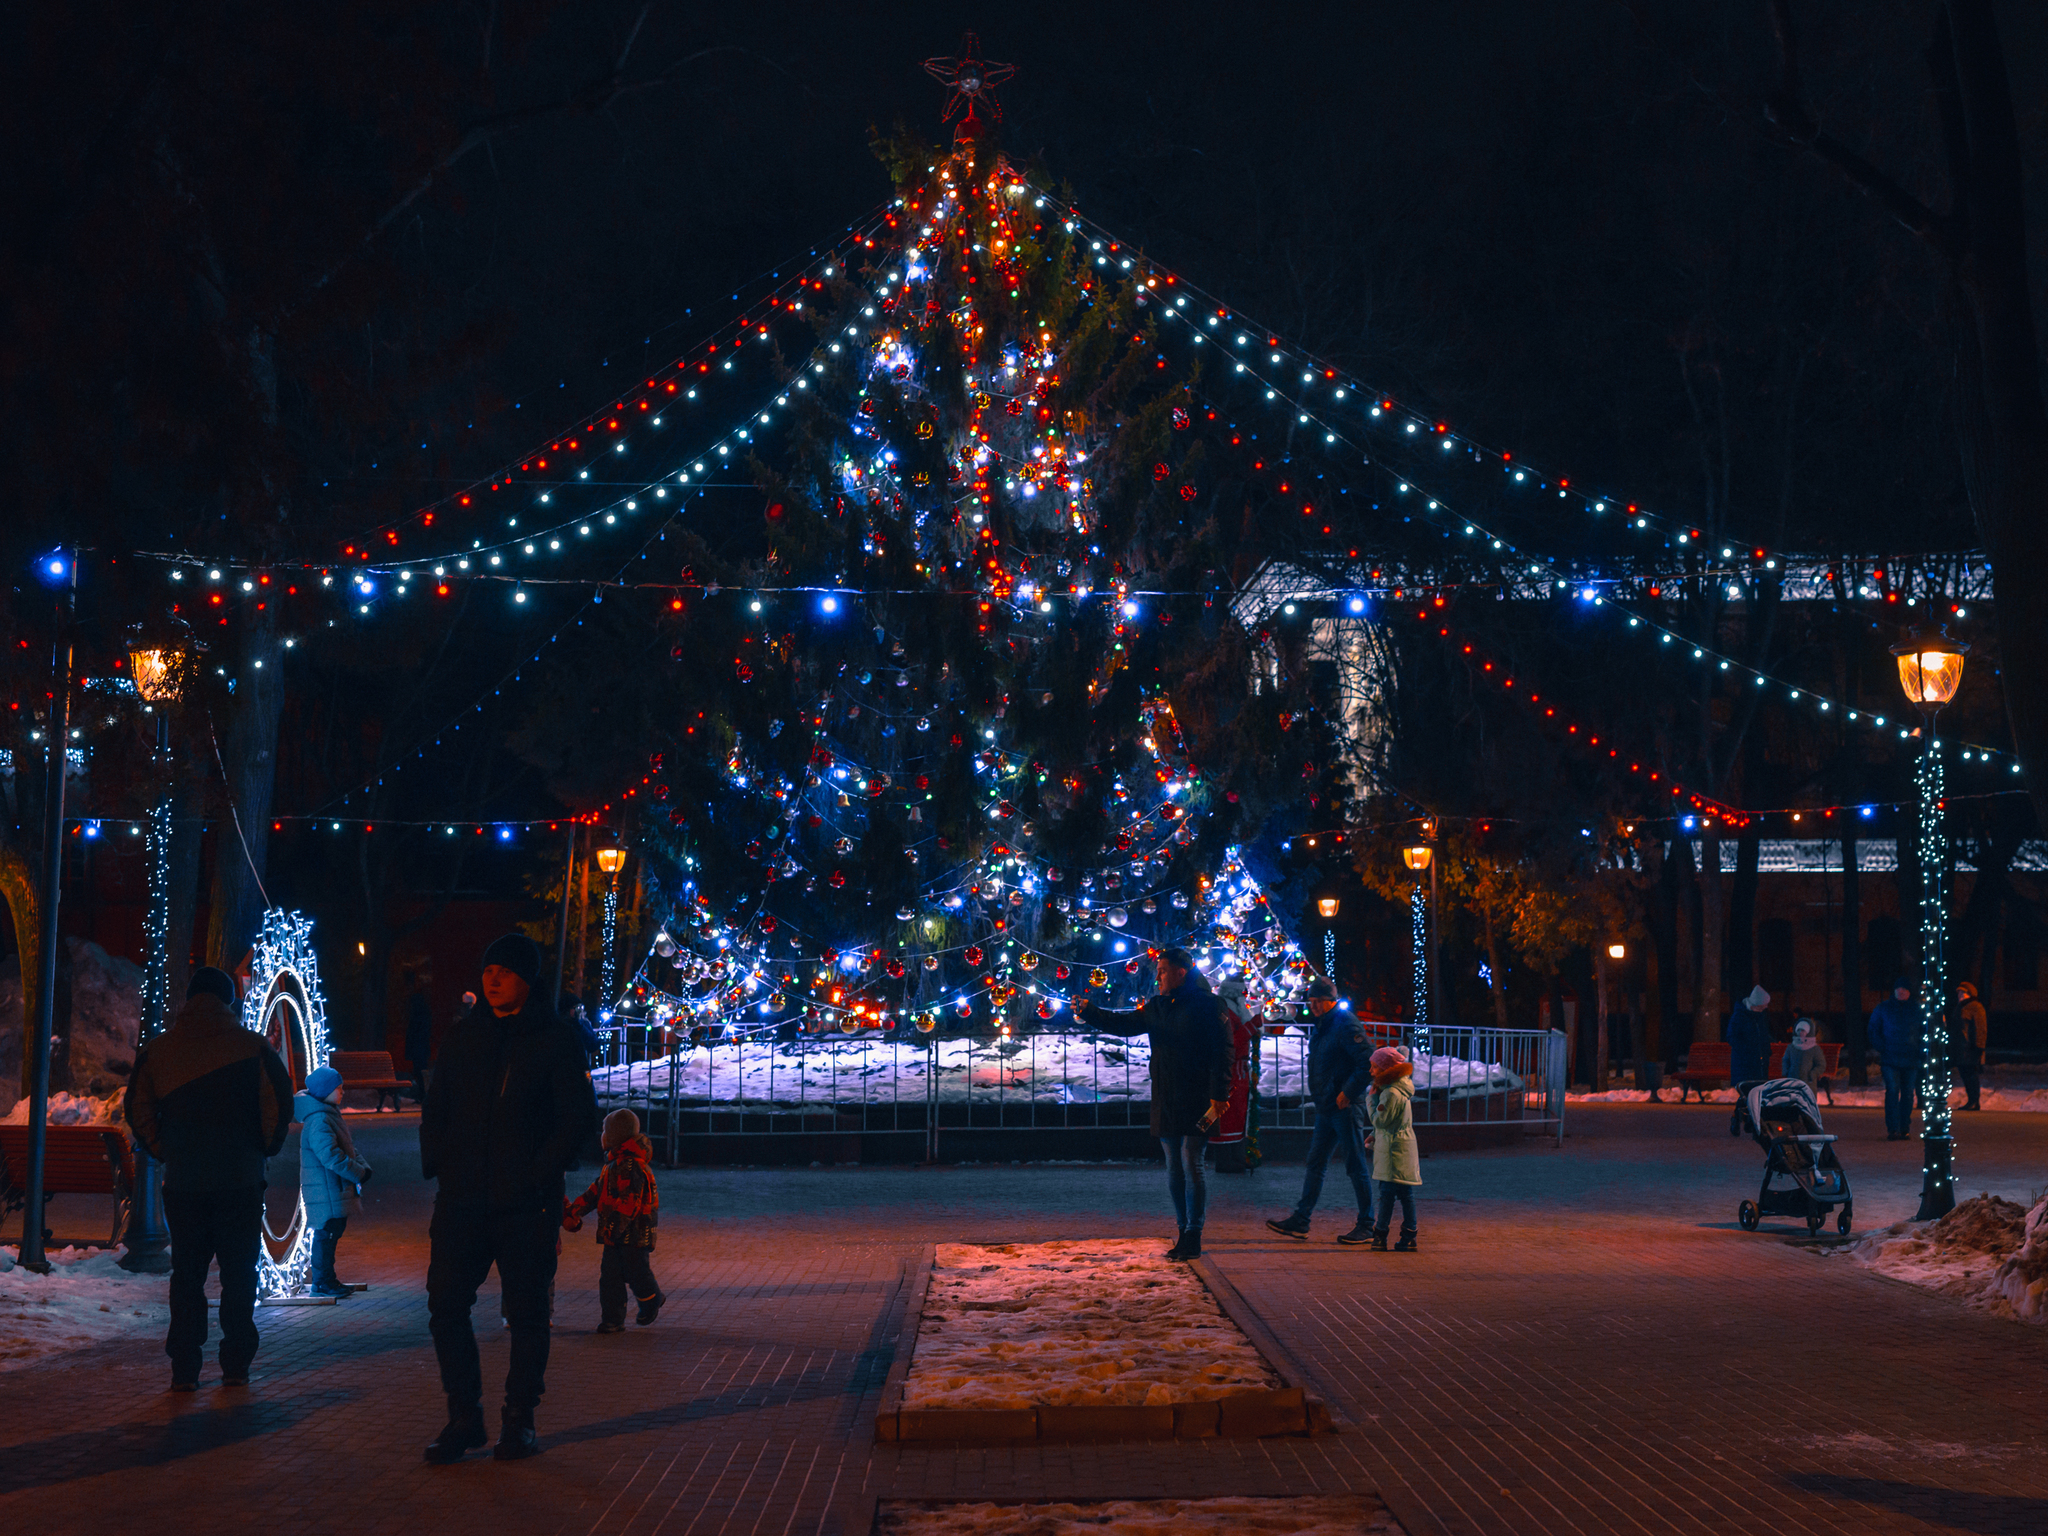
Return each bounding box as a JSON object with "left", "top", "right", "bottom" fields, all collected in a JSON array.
[{"left": 625, "top": 43, "right": 1343, "bottom": 1045}]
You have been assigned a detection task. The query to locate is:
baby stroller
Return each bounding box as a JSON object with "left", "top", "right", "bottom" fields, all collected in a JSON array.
[{"left": 1729, "top": 1078, "right": 1852, "bottom": 1236}]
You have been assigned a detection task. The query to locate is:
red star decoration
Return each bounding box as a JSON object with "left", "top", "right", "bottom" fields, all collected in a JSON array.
[{"left": 922, "top": 32, "right": 1016, "bottom": 125}]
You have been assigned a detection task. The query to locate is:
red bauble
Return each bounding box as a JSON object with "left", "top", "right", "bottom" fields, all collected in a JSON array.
[
  {"left": 1056, "top": 964, "right": 1071, "bottom": 980},
  {"left": 964, "top": 945, "right": 984, "bottom": 966},
  {"left": 760, "top": 916, "right": 778, "bottom": 933}
]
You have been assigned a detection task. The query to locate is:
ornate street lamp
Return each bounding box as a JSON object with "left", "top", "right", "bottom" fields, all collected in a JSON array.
[
  {"left": 1891, "top": 625, "right": 1968, "bottom": 1220},
  {"left": 1316, "top": 896, "right": 1340, "bottom": 919},
  {"left": 120, "top": 644, "right": 181, "bottom": 1273}
]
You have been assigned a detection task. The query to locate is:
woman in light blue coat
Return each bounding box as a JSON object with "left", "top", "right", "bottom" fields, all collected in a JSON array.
[{"left": 295, "top": 1066, "right": 371, "bottom": 1299}]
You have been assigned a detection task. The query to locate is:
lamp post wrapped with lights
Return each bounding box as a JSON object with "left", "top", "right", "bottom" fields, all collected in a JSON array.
[
  {"left": 1892, "top": 626, "right": 1968, "bottom": 1221},
  {"left": 120, "top": 644, "right": 182, "bottom": 1272},
  {"left": 1404, "top": 843, "right": 1433, "bottom": 1049},
  {"left": 595, "top": 844, "right": 626, "bottom": 1019}
]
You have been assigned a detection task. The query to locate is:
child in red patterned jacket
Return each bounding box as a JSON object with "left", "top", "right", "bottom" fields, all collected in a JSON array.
[{"left": 563, "top": 1108, "right": 664, "bottom": 1333}]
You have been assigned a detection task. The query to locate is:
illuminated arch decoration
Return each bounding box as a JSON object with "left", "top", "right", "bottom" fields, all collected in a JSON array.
[{"left": 240, "top": 909, "right": 332, "bottom": 1299}]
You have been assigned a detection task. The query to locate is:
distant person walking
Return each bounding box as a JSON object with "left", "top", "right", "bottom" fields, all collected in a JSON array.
[
  {"left": 1954, "top": 982, "right": 1989, "bottom": 1111},
  {"left": 124, "top": 967, "right": 292, "bottom": 1391},
  {"left": 420, "top": 934, "right": 597, "bottom": 1464},
  {"left": 1265, "top": 979, "right": 1376, "bottom": 1246},
  {"left": 1080, "top": 946, "right": 1231, "bottom": 1261},
  {"left": 1367, "top": 1045, "right": 1422, "bottom": 1251},
  {"left": 1726, "top": 985, "right": 1772, "bottom": 1086},
  {"left": 404, "top": 978, "right": 435, "bottom": 1104},
  {"left": 1209, "top": 976, "right": 1260, "bottom": 1173},
  {"left": 296, "top": 1065, "right": 372, "bottom": 1299},
  {"left": 1868, "top": 978, "right": 1922, "bottom": 1141}
]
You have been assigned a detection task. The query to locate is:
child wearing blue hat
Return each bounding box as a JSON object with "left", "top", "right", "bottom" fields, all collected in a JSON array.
[{"left": 296, "top": 1064, "right": 373, "bottom": 1298}]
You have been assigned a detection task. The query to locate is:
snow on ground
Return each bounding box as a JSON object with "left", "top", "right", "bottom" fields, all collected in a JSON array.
[
  {"left": 878, "top": 1496, "right": 1400, "bottom": 1536},
  {"left": 0, "top": 1244, "right": 168, "bottom": 1369},
  {"left": 1831, "top": 1193, "right": 2048, "bottom": 1323},
  {"left": 596, "top": 1032, "right": 1520, "bottom": 1108},
  {"left": 1, "top": 1089, "right": 125, "bottom": 1126},
  {"left": 901, "top": 1239, "right": 1280, "bottom": 1411},
  {"left": 1569, "top": 1083, "right": 2048, "bottom": 1112}
]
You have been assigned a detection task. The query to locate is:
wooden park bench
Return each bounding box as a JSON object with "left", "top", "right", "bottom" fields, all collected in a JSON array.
[
  {"left": 330, "top": 1050, "right": 413, "bottom": 1112},
  {"left": 1673, "top": 1042, "right": 1730, "bottom": 1102},
  {"left": 0, "top": 1123, "right": 136, "bottom": 1248}
]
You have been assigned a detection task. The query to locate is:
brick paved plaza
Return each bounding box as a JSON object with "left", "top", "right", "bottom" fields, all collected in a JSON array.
[{"left": 5, "top": 1104, "right": 2045, "bottom": 1535}]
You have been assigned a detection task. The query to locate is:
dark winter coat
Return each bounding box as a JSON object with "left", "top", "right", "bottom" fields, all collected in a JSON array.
[
  {"left": 1868, "top": 997, "right": 1923, "bottom": 1069},
  {"left": 419, "top": 991, "right": 598, "bottom": 1213},
  {"left": 1725, "top": 1003, "right": 1771, "bottom": 1084},
  {"left": 564, "top": 1134, "right": 659, "bottom": 1248},
  {"left": 295, "top": 1090, "right": 371, "bottom": 1224},
  {"left": 1305, "top": 1006, "right": 1375, "bottom": 1114},
  {"left": 1084, "top": 976, "right": 1232, "bottom": 1137},
  {"left": 125, "top": 994, "right": 292, "bottom": 1192},
  {"left": 404, "top": 993, "right": 434, "bottom": 1070}
]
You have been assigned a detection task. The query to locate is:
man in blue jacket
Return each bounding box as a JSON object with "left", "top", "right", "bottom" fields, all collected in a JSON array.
[
  {"left": 1868, "top": 977, "right": 1922, "bottom": 1141},
  {"left": 1265, "top": 979, "right": 1376, "bottom": 1246},
  {"left": 1081, "top": 946, "right": 1231, "bottom": 1261}
]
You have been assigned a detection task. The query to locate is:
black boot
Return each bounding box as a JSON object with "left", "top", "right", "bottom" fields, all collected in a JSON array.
[
  {"left": 1336, "top": 1219, "right": 1375, "bottom": 1246},
  {"left": 636, "top": 1290, "right": 666, "bottom": 1327},
  {"left": 494, "top": 1405, "right": 541, "bottom": 1461},
  {"left": 1394, "top": 1231, "right": 1418, "bottom": 1252},
  {"left": 309, "top": 1231, "right": 349, "bottom": 1299},
  {"left": 424, "top": 1399, "right": 488, "bottom": 1464},
  {"left": 1369, "top": 1229, "right": 1390, "bottom": 1252},
  {"left": 1165, "top": 1228, "right": 1202, "bottom": 1261},
  {"left": 1265, "top": 1213, "right": 1310, "bottom": 1240}
]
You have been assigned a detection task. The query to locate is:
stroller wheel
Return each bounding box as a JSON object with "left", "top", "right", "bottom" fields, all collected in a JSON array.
[
  {"left": 1738, "top": 1200, "right": 1760, "bottom": 1232},
  {"left": 1837, "top": 1203, "right": 1853, "bottom": 1236},
  {"left": 1806, "top": 1211, "right": 1824, "bottom": 1236}
]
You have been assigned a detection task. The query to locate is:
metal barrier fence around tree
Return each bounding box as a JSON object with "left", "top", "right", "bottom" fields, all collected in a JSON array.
[{"left": 590, "top": 1019, "right": 1566, "bottom": 1163}]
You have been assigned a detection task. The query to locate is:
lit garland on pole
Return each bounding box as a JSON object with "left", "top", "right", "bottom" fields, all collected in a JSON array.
[
  {"left": 240, "top": 911, "right": 332, "bottom": 1299},
  {"left": 1409, "top": 884, "right": 1429, "bottom": 1043}
]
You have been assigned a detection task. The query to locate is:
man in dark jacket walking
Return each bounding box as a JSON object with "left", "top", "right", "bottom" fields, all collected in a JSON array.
[
  {"left": 124, "top": 967, "right": 292, "bottom": 1391},
  {"left": 1080, "top": 946, "right": 1231, "bottom": 1260},
  {"left": 1868, "top": 978, "right": 1922, "bottom": 1140},
  {"left": 1265, "top": 979, "right": 1377, "bottom": 1245},
  {"left": 420, "top": 934, "right": 597, "bottom": 1464}
]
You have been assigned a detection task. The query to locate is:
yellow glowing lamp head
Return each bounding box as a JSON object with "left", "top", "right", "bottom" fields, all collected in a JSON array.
[
  {"left": 1890, "top": 628, "right": 1968, "bottom": 707},
  {"left": 1403, "top": 845, "right": 1432, "bottom": 872},
  {"left": 129, "top": 648, "right": 180, "bottom": 703},
  {"left": 1607, "top": 943, "right": 1626, "bottom": 961},
  {"left": 1316, "top": 897, "right": 1340, "bottom": 918},
  {"left": 595, "top": 846, "right": 626, "bottom": 874}
]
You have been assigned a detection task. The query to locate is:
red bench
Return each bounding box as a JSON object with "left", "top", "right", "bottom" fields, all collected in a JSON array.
[
  {"left": 330, "top": 1050, "right": 412, "bottom": 1112},
  {"left": 0, "top": 1123, "right": 136, "bottom": 1248},
  {"left": 1674, "top": 1042, "right": 1730, "bottom": 1102}
]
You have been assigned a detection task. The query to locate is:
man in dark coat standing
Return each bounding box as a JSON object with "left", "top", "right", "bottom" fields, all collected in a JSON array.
[
  {"left": 124, "top": 967, "right": 292, "bottom": 1391},
  {"left": 1265, "top": 978, "right": 1377, "bottom": 1245},
  {"left": 1080, "top": 946, "right": 1231, "bottom": 1260},
  {"left": 420, "top": 934, "right": 597, "bottom": 1463}
]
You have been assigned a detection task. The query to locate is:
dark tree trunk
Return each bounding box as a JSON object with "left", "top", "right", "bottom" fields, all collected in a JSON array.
[
  {"left": 1726, "top": 831, "right": 1761, "bottom": 1004},
  {"left": 205, "top": 611, "right": 285, "bottom": 969},
  {"left": 1842, "top": 834, "right": 1866, "bottom": 1086}
]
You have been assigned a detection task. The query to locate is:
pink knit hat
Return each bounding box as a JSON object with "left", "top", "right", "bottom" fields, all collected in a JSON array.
[{"left": 1370, "top": 1045, "right": 1408, "bottom": 1074}]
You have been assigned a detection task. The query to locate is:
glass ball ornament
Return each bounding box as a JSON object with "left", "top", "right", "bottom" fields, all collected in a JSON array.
[
  {"left": 956, "top": 998, "right": 974, "bottom": 1017},
  {"left": 916, "top": 1011, "right": 938, "bottom": 1034},
  {"left": 1037, "top": 999, "right": 1056, "bottom": 1019},
  {"left": 1107, "top": 908, "right": 1128, "bottom": 929},
  {"left": 1055, "top": 895, "right": 1072, "bottom": 912},
  {"left": 1089, "top": 967, "right": 1109, "bottom": 988},
  {"left": 897, "top": 906, "right": 915, "bottom": 921},
  {"left": 1172, "top": 892, "right": 1190, "bottom": 909},
  {"left": 1142, "top": 898, "right": 1157, "bottom": 914},
  {"left": 964, "top": 944, "right": 984, "bottom": 966},
  {"left": 770, "top": 991, "right": 786, "bottom": 1009},
  {"left": 1018, "top": 952, "right": 1039, "bottom": 970},
  {"left": 923, "top": 954, "right": 940, "bottom": 971}
]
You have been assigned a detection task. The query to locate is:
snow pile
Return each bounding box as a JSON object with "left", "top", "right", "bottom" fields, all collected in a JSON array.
[
  {"left": 878, "top": 1497, "right": 1399, "bottom": 1536},
  {"left": 1842, "top": 1193, "right": 2048, "bottom": 1323},
  {"left": 0, "top": 1243, "right": 168, "bottom": 1370},
  {"left": 0, "top": 940, "right": 142, "bottom": 1116},
  {"left": 901, "top": 1239, "right": 1280, "bottom": 1411},
  {"left": 599, "top": 1032, "right": 1519, "bottom": 1108},
  {"left": 2, "top": 1089, "right": 125, "bottom": 1126}
]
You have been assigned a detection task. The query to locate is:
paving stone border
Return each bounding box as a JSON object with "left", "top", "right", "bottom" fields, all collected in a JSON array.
[{"left": 871, "top": 1241, "right": 1335, "bottom": 1444}]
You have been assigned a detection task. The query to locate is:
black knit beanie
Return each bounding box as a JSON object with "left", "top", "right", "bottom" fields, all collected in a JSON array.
[
  {"left": 188, "top": 967, "right": 238, "bottom": 1009},
  {"left": 480, "top": 932, "right": 542, "bottom": 985}
]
